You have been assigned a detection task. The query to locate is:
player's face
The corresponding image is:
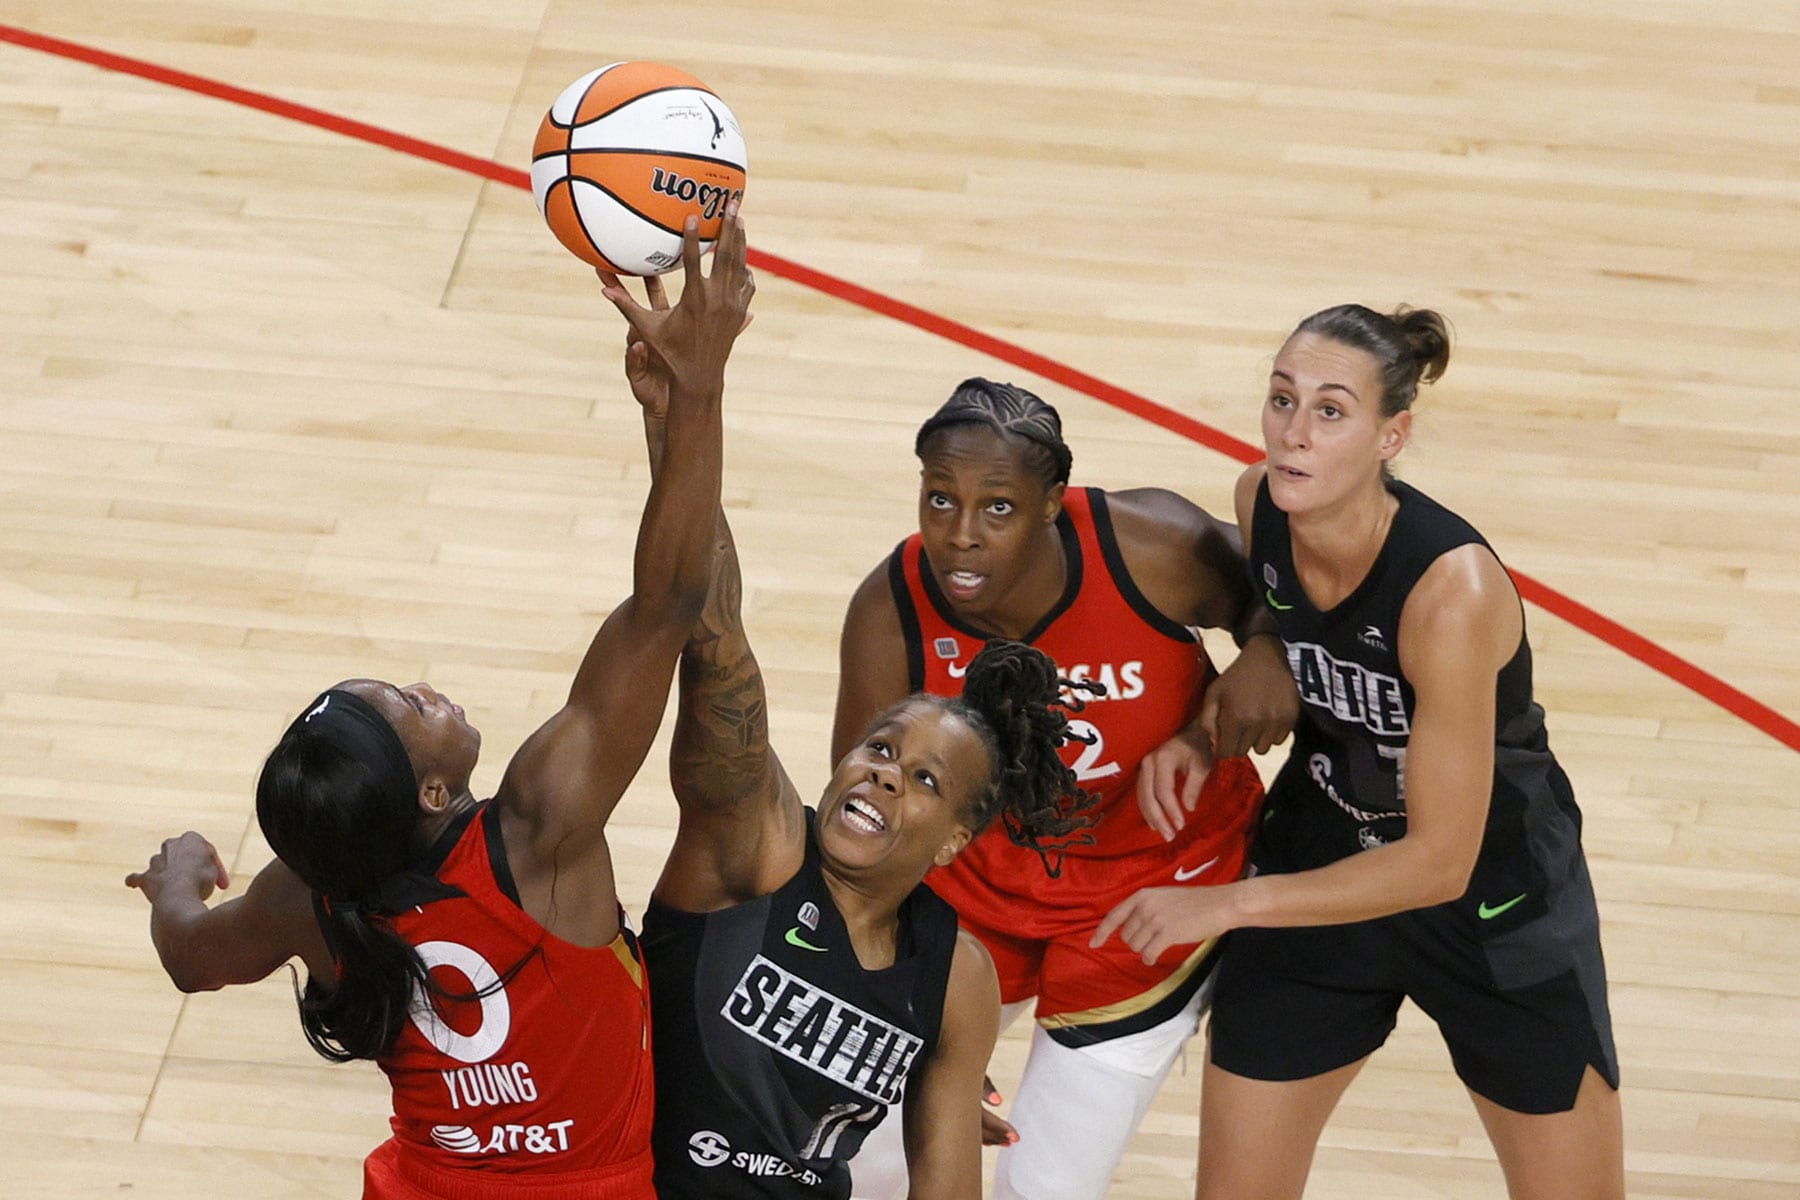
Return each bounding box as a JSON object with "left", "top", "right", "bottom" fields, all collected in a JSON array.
[
  {"left": 817, "top": 700, "right": 989, "bottom": 885},
  {"left": 1262, "top": 333, "right": 1411, "bottom": 516},
  {"left": 340, "top": 677, "right": 481, "bottom": 798},
  {"left": 917, "top": 425, "right": 1065, "bottom": 622}
]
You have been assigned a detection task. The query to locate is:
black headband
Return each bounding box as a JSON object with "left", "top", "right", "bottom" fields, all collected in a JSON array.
[{"left": 286, "top": 688, "right": 418, "bottom": 813}]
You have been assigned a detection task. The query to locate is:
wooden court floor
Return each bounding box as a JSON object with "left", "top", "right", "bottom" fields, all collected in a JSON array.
[{"left": 2, "top": 1, "right": 1797, "bottom": 1196}]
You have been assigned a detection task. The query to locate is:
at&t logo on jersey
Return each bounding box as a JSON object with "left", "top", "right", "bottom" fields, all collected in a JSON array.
[
  {"left": 724, "top": 955, "right": 923, "bottom": 1104},
  {"left": 1286, "top": 643, "right": 1410, "bottom": 736},
  {"left": 430, "top": 1119, "right": 576, "bottom": 1156}
]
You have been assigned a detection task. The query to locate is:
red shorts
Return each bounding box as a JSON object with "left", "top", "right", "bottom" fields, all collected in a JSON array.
[
  {"left": 926, "top": 756, "right": 1263, "bottom": 1030},
  {"left": 363, "top": 1138, "right": 656, "bottom": 1200}
]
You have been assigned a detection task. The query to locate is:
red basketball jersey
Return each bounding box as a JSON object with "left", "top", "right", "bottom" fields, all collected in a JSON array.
[
  {"left": 369, "top": 803, "right": 655, "bottom": 1194},
  {"left": 889, "top": 488, "right": 1263, "bottom": 932}
]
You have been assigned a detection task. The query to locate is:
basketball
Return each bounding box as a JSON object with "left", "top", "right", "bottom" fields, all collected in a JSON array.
[{"left": 530, "top": 63, "right": 748, "bottom": 275}]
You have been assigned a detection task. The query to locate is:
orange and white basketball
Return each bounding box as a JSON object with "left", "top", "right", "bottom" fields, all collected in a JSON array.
[{"left": 530, "top": 63, "right": 748, "bottom": 275}]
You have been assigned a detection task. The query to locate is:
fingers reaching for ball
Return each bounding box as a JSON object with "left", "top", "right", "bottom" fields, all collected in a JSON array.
[{"left": 598, "top": 201, "right": 752, "bottom": 401}]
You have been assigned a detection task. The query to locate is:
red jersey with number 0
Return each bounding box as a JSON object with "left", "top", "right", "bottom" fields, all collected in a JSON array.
[
  {"left": 889, "top": 488, "right": 1264, "bottom": 933},
  {"left": 362, "top": 801, "right": 656, "bottom": 1198}
]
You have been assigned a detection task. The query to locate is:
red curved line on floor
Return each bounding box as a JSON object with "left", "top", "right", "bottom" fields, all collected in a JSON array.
[{"left": 4, "top": 21, "right": 1795, "bottom": 754}]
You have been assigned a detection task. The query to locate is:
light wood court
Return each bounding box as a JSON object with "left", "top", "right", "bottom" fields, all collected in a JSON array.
[{"left": 2, "top": 1, "right": 1796, "bottom": 1196}]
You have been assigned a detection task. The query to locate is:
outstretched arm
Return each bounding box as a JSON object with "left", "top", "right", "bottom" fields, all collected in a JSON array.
[
  {"left": 614, "top": 266, "right": 803, "bottom": 913},
  {"left": 496, "top": 211, "right": 754, "bottom": 931},
  {"left": 649, "top": 483, "right": 807, "bottom": 910},
  {"left": 126, "top": 833, "right": 330, "bottom": 991}
]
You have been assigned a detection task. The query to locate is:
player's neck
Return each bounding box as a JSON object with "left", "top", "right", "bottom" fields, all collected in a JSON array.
[
  {"left": 1287, "top": 483, "right": 1398, "bottom": 610},
  {"left": 821, "top": 870, "right": 901, "bottom": 971}
]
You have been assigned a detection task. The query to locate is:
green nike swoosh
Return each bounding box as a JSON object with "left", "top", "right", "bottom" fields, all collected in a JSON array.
[
  {"left": 784, "top": 926, "right": 828, "bottom": 953},
  {"left": 1477, "top": 893, "right": 1528, "bottom": 920},
  {"left": 1265, "top": 587, "right": 1294, "bottom": 612}
]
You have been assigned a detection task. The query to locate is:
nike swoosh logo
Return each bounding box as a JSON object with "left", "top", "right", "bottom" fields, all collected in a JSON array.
[
  {"left": 1265, "top": 588, "right": 1294, "bottom": 612},
  {"left": 784, "top": 927, "right": 828, "bottom": 952},
  {"left": 946, "top": 661, "right": 967, "bottom": 678},
  {"left": 1174, "top": 855, "right": 1220, "bottom": 882},
  {"left": 1477, "top": 893, "right": 1528, "bottom": 920}
]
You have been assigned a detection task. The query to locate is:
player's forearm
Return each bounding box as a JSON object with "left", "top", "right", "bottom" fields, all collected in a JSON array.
[
  {"left": 630, "top": 380, "right": 722, "bottom": 617},
  {"left": 147, "top": 893, "right": 235, "bottom": 992},
  {"left": 1233, "top": 605, "right": 1283, "bottom": 649},
  {"left": 1233, "top": 834, "right": 1475, "bottom": 928}
]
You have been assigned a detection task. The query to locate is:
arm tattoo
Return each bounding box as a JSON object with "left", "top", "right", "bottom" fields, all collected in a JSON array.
[{"left": 669, "top": 516, "right": 777, "bottom": 812}]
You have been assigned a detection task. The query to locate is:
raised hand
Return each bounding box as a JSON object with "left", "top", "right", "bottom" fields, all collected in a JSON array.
[
  {"left": 597, "top": 205, "right": 754, "bottom": 402},
  {"left": 603, "top": 273, "right": 673, "bottom": 423}
]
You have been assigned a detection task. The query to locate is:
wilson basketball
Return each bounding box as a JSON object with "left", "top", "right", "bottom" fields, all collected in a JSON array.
[{"left": 530, "top": 63, "right": 748, "bottom": 275}]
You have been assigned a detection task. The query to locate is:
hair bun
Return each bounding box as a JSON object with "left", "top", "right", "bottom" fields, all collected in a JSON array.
[{"left": 1390, "top": 306, "right": 1451, "bottom": 387}]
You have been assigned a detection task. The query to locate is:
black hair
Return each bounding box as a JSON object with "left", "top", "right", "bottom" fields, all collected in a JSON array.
[
  {"left": 1290, "top": 304, "right": 1451, "bottom": 419},
  {"left": 936, "top": 639, "right": 1099, "bottom": 876},
  {"left": 914, "top": 377, "right": 1073, "bottom": 488},
  {"left": 256, "top": 727, "right": 433, "bottom": 1063},
  {"left": 256, "top": 692, "right": 519, "bottom": 1064}
]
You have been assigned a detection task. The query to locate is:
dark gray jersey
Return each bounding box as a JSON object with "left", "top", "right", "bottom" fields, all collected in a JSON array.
[
  {"left": 642, "top": 809, "right": 958, "bottom": 1199},
  {"left": 1250, "top": 477, "right": 1586, "bottom": 939}
]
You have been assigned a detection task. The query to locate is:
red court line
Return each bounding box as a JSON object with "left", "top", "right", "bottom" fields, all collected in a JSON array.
[{"left": 5, "top": 21, "right": 1796, "bottom": 755}]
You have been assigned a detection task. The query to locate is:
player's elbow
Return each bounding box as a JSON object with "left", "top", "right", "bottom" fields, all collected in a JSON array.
[
  {"left": 1420, "top": 843, "right": 1481, "bottom": 908},
  {"left": 160, "top": 949, "right": 234, "bottom": 993},
  {"left": 170, "top": 970, "right": 226, "bottom": 994}
]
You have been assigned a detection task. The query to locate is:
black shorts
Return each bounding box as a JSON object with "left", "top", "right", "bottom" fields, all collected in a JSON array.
[{"left": 1208, "top": 854, "right": 1619, "bottom": 1115}]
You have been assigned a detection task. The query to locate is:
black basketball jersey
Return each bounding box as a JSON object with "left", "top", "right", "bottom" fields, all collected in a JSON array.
[
  {"left": 640, "top": 809, "right": 960, "bottom": 1199},
  {"left": 1249, "top": 476, "right": 1586, "bottom": 932}
]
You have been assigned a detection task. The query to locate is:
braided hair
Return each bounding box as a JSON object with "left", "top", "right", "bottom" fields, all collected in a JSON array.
[
  {"left": 937, "top": 639, "right": 1101, "bottom": 876},
  {"left": 914, "top": 377, "right": 1073, "bottom": 488}
]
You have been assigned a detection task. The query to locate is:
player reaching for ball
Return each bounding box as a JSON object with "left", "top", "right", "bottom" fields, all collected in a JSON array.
[
  {"left": 609, "top": 278, "right": 1103, "bottom": 1200},
  {"left": 124, "top": 210, "right": 752, "bottom": 1200},
  {"left": 833, "top": 379, "right": 1301, "bottom": 1200}
]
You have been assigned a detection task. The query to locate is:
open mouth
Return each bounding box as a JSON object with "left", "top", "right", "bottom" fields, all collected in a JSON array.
[
  {"left": 842, "top": 796, "right": 888, "bottom": 834},
  {"left": 942, "top": 569, "right": 987, "bottom": 599}
]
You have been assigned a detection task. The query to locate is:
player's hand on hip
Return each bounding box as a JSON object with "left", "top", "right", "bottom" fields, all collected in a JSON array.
[
  {"left": 1137, "top": 723, "right": 1215, "bottom": 841},
  {"left": 125, "top": 832, "right": 230, "bottom": 903},
  {"left": 1092, "top": 884, "right": 1237, "bottom": 966}
]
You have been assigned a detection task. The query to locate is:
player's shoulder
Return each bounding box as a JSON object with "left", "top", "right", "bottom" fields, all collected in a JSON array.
[
  {"left": 1099, "top": 486, "right": 1216, "bottom": 553},
  {"left": 842, "top": 552, "right": 905, "bottom": 640},
  {"left": 946, "top": 929, "right": 1001, "bottom": 1013}
]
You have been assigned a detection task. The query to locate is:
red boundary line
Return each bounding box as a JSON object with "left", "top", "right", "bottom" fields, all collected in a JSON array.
[{"left": 5, "top": 21, "right": 1796, "bottom": 754}]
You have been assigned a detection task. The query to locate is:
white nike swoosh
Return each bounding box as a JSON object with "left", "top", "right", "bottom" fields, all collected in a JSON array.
[
  {"left": 1173, "top": 855, "right": 1220, "bottom": 882},
  {"left": 946, "top": 661, "right": 967, "bottom": 678}
]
